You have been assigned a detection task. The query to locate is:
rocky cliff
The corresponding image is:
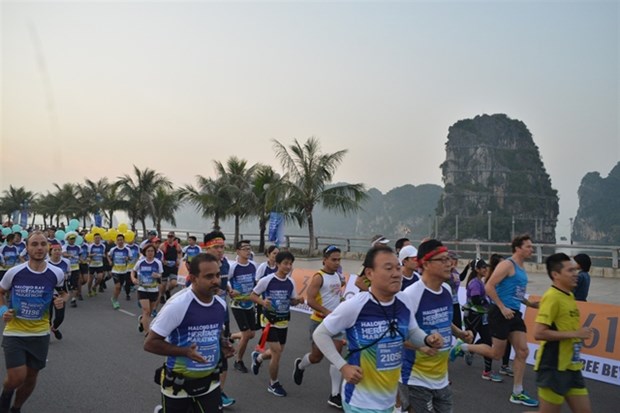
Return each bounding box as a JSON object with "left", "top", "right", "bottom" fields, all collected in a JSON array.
[
  {"left": 437, "top": 114, "right": 559, "bottom": 242},
  {"left": 573, "top": 162, "right": 620, "bottom": 244}
]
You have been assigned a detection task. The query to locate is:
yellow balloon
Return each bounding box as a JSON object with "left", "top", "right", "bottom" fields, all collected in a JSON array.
[
  {"left": 118, "top": 223, "right": 128, "bottom": 233},
  {"left": 91, "top": 227, "right": 103, "bottom": 237},
  {"left": 106, "top": 229, "right": 118, "bottom": 241},
  {"left": 124, "top": 230, "right": 135, "bottom": 243},
  {"left": 85, "top": 233, "right": 94, "bottom": 243}
]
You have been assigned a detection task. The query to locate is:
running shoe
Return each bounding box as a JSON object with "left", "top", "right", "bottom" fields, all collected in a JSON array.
[
  {"left": 500, "top": 365, "right": 514, "bottom": 376},
  {"left": 293, "top": 358, "right": 304, "bottom": 385},
  {"left": 153, "top": 405, "right": 162, "bottom": 413},
  {"left": 327, "top": 393, "right": 343, "bottom": 409},
  {"left": 70, "top": 298, "right": 77, "bottom": 308},
  {"left": 151, "top": 309, "right": 158, "bottom": 318},
  {"left": 138, "top": 315, "right": 144, "bottom": 333},
  {"left": 221, "top": 392, "right": 235, "bottom": 407},
  {"left": 481, "top": 370, "right": 503, "bottom": 382},
  {"left": 448, "top": 339, "right": 465, "bottom": 362},
  {"left": 51, "top": 328, "right": 63, "bottom": 340},
  {"left": 267, "top": 381, "right": 287, "bottom": 397},
  {"left": 465, "top": 352, "right": 474, "bottom": 366},
  {"left": 251, "top": 351, "right": 261, "bottom": 375},
  {"left": 234, "top": 360, "right": 248, "bottom": 373},
  {"left": 510, "top": 391, "right": 539, "bottom": 407},
  {"left": 111, "top": 298, "right": 120, "bottom": 310}
]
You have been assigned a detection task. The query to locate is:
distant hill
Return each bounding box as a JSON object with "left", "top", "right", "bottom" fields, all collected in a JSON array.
[
  {"left": 166, "top": 183, "right": 443, "bottom": 241},
  {"left": 573, "top": 162, "right": 620, "bottom": 244}
]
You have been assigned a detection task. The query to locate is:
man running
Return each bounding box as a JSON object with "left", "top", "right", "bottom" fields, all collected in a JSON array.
[
  {"left": 62, "top": 233, "right": 81, "bottom": 308},
  {"left": 139, "top": 230, "right": 158, "bottom": 250},
  {"left": 11, "top": 233, "right": 26, "bottom": 258},
  {"left": 250, "top": 251, "right": 304, "bottom": 397},
  {"left": 533, "top": 253, "right": 593, "bottom": 413},
  {"left": 181, "top": 236, "right": 202, "bottom": 266},
  {"left": 87, "top": 232, "right": 106, "bottom": 297},
  {"left": 0, "top": 235, "right": 19, "bottom": 281},
  {"left": 203, "top": 231, "right": 235, "bottom": 408},
  {"left": 228, "top": 240, "right": 258, "bottom": 374},
  {"left": 400, "top": 240, "right": 474, "bottom": 413},
  {"left": 0, "top": 231, "right": 65, "bottom": 413},
  {"left": 313, "top": 245, "right": 443, "bottom": 413},
  {"left": 47, "top": 243, "right": 70, "bottom": 340},
  {"left": 108, "top": 234, "right": 131, "bottom": 310},
  {"left": 485, "top": 234, "right": 540, "bottom": 407},
  {"left": 158, "top": 232, "right": 181, "bottom": 304},
  {"left": 292, "top": 245, "right": 346, "bottom": 409},
  {"left": 398, "top": 245, "right": 419, "bottom": 291},
  {"left": 144, "top": 253, "right": 233, "bottom": 413}
]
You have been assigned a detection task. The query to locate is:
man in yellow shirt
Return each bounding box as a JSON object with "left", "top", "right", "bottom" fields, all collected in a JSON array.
[{"left": 533, "top": 253, "right": 593, "bottom": 413}]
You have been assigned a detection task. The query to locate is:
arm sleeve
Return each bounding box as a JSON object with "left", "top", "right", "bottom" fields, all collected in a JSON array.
[
  {"left": 290, "top": 277, "right": 298, "bottom": 299},
  {"left": 252, "top": 275, "right": 269, "bottom": 295},
  {"left": 312, "top": 322, "right": 347, "bottom": 370}
]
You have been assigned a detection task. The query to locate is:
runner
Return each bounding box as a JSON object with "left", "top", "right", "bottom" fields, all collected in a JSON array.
[
  {"left": 488, "top": 253, "right": 513, "bottom": 376},
  {"left": 447, "top": 251, "right": 463, "bottom": 329},
  {"left": 46, "top": 243, "right": 70, "bottom": 340},
  {"left": 11, "top": 233, "right": 26, "bottom": 258},
  {"left": 181, "top": 236, "right": 201, "bottom": 266},
  {"left": 100, "top": 237, "right": 114, "bottom": 293},
  {"left": 0, "top": 231, "right": 65, "bottom": 413},
  {"left": 572, "top": 254, "right": 591, "bottom": 302},
  {"left": 254, "top": 245, "right": 279, "bottom": 328},
  {"left": 312, "top": 244, "right": 443, "bottom": 413},
  {"left": 131, "top": 244, "right": 163, "bottom": 335},
  {"left": 144, "top": 253, "right": 234, "bottom": 413},
  {"left": 398, "top": 245, "right": 419, "bottom": 291},
  {"left": 228, "top": 240, "right": 258, "bottom": 374},
  {"left": 484, "top": 234, "right": 540, "bottom": 407},
  {"left": 62, "top": 233, "right": 81, "bottom": 308},
  {"left": 249, "top": 251, "right": 304, "bottom": 397},
  {"left": 394, "top": 238, "right": 411, "bottom": 255},
  {"left": 139, "top": 230, "right": 158, "bottom": 250},
  {"left": 158, "top": 232, "right": 181, "bottom": 304},
  {"left": 77, "top": 232, "right": 90, "bottom": 301},
  {"left": 533, "top": 253, "right": 593, "bottom": 413},
  {"left": 108, "top": 234, "right": 131, "bottom": 310},
  {"left": 354, "top": 235, "right": 390, "bottom": 292},
  {"left": 0, "top": 235, "right": 19, "bottom": 281},
  {"left": 399, "top": 239, "right": 474, "bottom": 413},
  {"left": 292, "top": 245, "right": 346, "bottom": 409},
  {"left": 126, "top": 236, "right": 141, "bottom": 300},
  {"left": 202, "top": 231, "right": 235, "bottom": 408},
  {"left": 86, "top": 232, "right": 106, "bottom": 297},
  {"left": 460, "top": 258, "right": 502, "bottom": 381}
]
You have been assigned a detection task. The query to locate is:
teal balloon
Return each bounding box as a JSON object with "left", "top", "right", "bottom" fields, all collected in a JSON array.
[
  {"left": 1, "top": 228, "right": 11, "bottom": 236},
  {"left": 69, "top": 219, "right": 80, "bottom": 230},
  {"left": 20, "top": 230, "right": 28, "bottom": 239},
  {"left": 75, "top": 235, "right": 84, "bottom": 246},
  {"left": 11, "top": 224, "right": 22, "bottom": 233},
  {"left": 55, "top": 230, "right": 66, "bottom": 242}
]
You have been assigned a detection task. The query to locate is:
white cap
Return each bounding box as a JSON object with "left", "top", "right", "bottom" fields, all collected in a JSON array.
[
  {"left": 398, "top": 245, "right": 418, "bottom": 265},
  {"left": 371, "top": 234, "right": 390, "bottom": 247}
]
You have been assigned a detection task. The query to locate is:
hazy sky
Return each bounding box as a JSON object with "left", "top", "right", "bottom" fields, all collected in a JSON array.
[{"left": 1, "top": 1, "right": 618, "bottom": 239}]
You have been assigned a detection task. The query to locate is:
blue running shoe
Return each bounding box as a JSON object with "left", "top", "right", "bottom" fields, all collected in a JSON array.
[
  {"left": 268, "top": 381, "right": 287, "bottom": 397},
  {"left": 221, "top": 392, "right": 235, "bottom": 408},
  {"left": 449, "top": 339, "right": 465, "bottom": 362},
  {"left": 510, "top": 391, "right": 539, "bottom": 407}
]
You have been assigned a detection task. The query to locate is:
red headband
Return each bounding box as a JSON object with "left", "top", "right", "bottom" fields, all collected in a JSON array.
[
  {"left": 205, "top": 238, "right": 225, "bottom": 249},
  {"left": 420, "top": 246, "right": 448, "bottom": 264}
]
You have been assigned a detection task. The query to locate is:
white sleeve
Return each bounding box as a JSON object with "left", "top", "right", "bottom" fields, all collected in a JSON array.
[
  {"left": 255, "top": 262, "right": 267, "bottom": 282},
  {"left": 289, "top": 276, "right": 298, "bottom": 299},
  {"left": 252, "top": 274, "right": 270, "bottom": 295},
  {"left": 313, "top": 322, "right": 348, "bottom": 370},
  {"left": 150, "top": 299, "right": 187, "bottom": 338},
  {"left": 0, "top": 267, "right": 16, "bottom": 290},
  {"left": 156, "top": 260, "right": 163, "bottom": 273},
  {"left": 321, "top": 295, "right": 361, "bottom": 336}
]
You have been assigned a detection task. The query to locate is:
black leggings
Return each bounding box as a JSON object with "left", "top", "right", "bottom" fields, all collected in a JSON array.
[
  {"left": 49, "top": 303, "right": 65, "bottom": 330},
  {"left": 465, "top": 312, "right": 493, "bottom": 371},
  {"left": 161, "top": 387, "right": 221, "bottom": 413}
]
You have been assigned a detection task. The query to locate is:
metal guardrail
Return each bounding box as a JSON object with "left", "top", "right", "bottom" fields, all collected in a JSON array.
[{"left": 146, "top": 228, "right": 620, "bottom": 270}]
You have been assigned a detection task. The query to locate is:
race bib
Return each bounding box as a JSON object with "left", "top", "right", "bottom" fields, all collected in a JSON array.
[
  {"left": 376, "top": 340, "right": 403, "bottom": 371},
  {"left": 186, "top": 342, "right": 219, "bottom": 371},
  {"left": 572, "top": 342, "right": 582, "bottom": 363}
]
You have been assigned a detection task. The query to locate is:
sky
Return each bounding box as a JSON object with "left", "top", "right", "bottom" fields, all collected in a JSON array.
[{"left": 1, "top": 0, "right": 618, "bottom": 240}]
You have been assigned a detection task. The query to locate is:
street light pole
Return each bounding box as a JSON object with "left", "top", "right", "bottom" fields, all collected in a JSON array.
[
  {"left": 487, "top": 210, "right": 492, "bottom": 241},
  {"left": 511, "top": 215, "right": 515, "bottom": 239},
  {"left": 569, "top": 217, "right": 574, "bottom": 245},
  {"left": 455, "top": 214, "right": 459, "bottom": 240}
]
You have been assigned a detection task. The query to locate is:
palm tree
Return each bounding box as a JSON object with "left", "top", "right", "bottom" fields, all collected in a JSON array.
[
  {"left": 35, "top": 192, "right": 64, "bottom": 227},
  {"left": 117, "top": 166, "right": 172, "bottom": 238},
  {"left": 103, "top": 182, "right": 129, "bottom": 228},
  {"left": 214, "top": 157, "right": 257, "bottom": 246},
  {"left": 151, "top": 188, "right": 181, "bottom": 236},
  {"left": 251, "top": 165, "right": 300, "bottom": 252},
  {"left": 51, "top": 183, "right": 80, "bottom": 224},
  {"left": 179, "top": 176, "right": 229, "bottom": 231},
  {"left": 0, "top": 186, "right": 36, "bottom": 224},
  {"left": 273, "top": 137, "right": 367, "bottom": 252}
]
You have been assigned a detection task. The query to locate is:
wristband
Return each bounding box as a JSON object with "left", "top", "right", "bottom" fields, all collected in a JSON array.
[
  {"left": 0, "top": 305, "right": 8, "bottom": 317},
  {"left": 423, "top": 334, "right": 430, "bottom": 347}
]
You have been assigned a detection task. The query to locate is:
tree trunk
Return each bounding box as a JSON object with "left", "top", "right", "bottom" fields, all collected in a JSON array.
[
  {"left": 213, "top": 213, "right": 220, "bottom": 231},
  {"left": 234, "top": 214, "right": 240, "bottom": 246},
  {"left": 258, "top": 216, "right": 267, "bottom": 253},
  {"left": 156, "top": 220, "right": 162, "bottom": 238},
  {"left": 307, "top": 210, "right": 315, "bottom": 254},
  {"left": 30, "top": 213, "right": 36, "bottom": 228},
  {"left": 140, "top": 218, "right": 147, "bottom": 241}
]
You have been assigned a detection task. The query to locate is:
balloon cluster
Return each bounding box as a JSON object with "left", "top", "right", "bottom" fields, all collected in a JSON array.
[
  {"left": 1, "top": 224, "right": 28, "bottom": 240},
  {"left": 81, "top": 222, "right": 135, "bottom": 245}
]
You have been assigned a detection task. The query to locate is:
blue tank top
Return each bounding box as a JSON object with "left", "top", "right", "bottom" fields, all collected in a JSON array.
[{"left": 495, "top": 258, "right": 528, "bottom": 310}]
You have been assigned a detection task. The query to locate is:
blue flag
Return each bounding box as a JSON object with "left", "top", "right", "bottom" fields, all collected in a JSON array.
[{"left": 268, "top": 212, "right": 284, "bottom": 245}]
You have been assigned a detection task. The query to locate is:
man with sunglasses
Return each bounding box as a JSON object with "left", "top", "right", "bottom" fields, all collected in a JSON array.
[{"left": 292, "top": 245, "right": 346, "bottom": 409}]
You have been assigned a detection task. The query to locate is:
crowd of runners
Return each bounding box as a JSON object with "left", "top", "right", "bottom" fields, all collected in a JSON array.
[{"left": 0, "top": 224, "right": 595, "bottom": 413}]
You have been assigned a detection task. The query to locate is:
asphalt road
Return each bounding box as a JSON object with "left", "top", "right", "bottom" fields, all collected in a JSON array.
[{"left": 1, "top": 281, "right": 618, "bottom": 413}]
